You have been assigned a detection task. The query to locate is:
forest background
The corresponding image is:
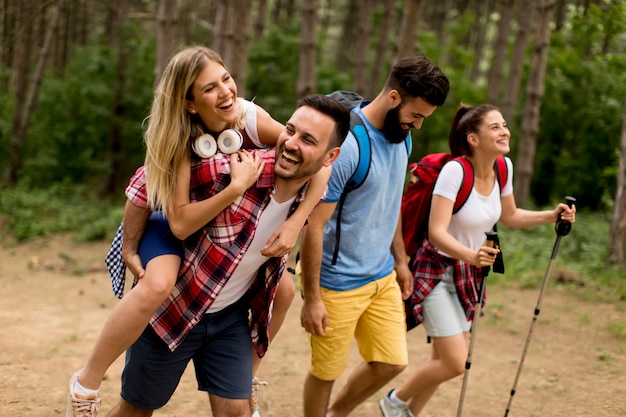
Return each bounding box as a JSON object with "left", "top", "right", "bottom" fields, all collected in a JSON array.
[{"left": 0, "top": 0, "right": 625, "bottom": 300}]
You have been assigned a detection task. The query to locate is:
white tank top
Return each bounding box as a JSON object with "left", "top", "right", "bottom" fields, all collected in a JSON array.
[{"left": 240, "top": 98, "right": 264, "bottom": 148}]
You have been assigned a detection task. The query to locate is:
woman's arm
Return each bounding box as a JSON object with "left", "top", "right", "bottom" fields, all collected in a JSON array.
[
  {"left": 261, "top": 165, "right": 332, "bottom": 257},
  {"left": 499, "top": 193, "right": 576, "bottom": 228},
  {"left": 121, "top": 200, "right": 151, "bottom": 278},
  {"left": 428, "top": 195, "right": 498, "bottom": 268},
  {"left": 255, "top": 104, "right": 285, "bottom": 145},
  {"left": 167, "top": 150, "right": 265, "bottom": 239}
]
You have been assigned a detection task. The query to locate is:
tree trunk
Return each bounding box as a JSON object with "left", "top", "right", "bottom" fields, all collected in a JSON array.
[
  {"left": 253, "top": 0, "right": 268, "bottom": 39},
  {"left": 212, "top": 1, "right": 235, "bottom": 65},
  {"left": 456, "top": 0, "right": 473, "bottom": 15},
  {"left": 502, "top": 0, "right": 536, "bottom": 121},
  {"left": 515, "top": 0, "right": 555, "bottom": 207},
  {"left": 155, "top": 0, "right": 178, "bottom": 83},
  {"left": 284, "top": 0, "right": 297, "bottom": 20},
  {"left": 230, "top": 0, "right": 253, "bottom": 98},
  {"left": 395, "top": 0, "right": 424, "bottom": 61},
  {"left": 367, "top": 0, "right": 394, "bottom": 98},
  {"left": 352, "top": 0, "right": 374, "bottom": 95},
  {"left": 469, "top": 0, "right": 493, "bottom": 81},
  {"left": 296, "top": 0, "right": 318, "bottom": 99},
  {"left": 102, "top": 0, "right": 130, "bottom": 196},
  {"left": 554, "top": 0, "right": 568, "bottom": 31},
  {"left": 4, "top": 5, "right": 58, "bottom": 187},
  {"left": 336, "top": 0, "right": 359, "bottom": 70},
  {"left": 53, "top": 0, "right": 69, "bottom": 75},
  {"left": 428, "top": 0, "right": 449, "bottom": 44},
  {"left": 486, "top": 0, "right": 516, "bottom": 106},
  {"left": 271, "top": 0, "right": 284, "bottom": 23},
  {"left": 1, "top": 0, "right": 14, "bottom": 89},
  {"left": 609, "top": 97, "right": 626, "bottom": 264}
]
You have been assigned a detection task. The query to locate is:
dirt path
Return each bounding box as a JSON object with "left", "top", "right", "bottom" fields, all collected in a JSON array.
[{"left": 0, "top": 235, "right": 624, "bottom": 416}]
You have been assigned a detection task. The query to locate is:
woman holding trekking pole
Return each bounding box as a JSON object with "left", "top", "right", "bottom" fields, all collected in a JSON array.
[{"left": 379, "top": 103, "right": 576, "bottom": 417}]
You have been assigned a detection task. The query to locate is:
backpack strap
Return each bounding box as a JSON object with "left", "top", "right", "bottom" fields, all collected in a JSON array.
[
  {"left": 494, "top": 155, "right": 508, "bottom": 193},
  {"left": 332, "top": 111, "right": 370, "bottom": 265},
  {"left": 332, "top": 110, "right": 411, "bottom": 265},
  {"left": 451, "top": 155, "right": 509, "bottom": 214},
  {"left": 452, "top": 156, "right": 474, "bottom": 213},
  {"left": 345, "top": 112, "right": 371, "bottom": 191}
]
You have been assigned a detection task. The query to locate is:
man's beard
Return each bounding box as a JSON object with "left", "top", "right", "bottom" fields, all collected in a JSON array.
[{"left": 382, "top": 106, "right": 410, "bottom": 143}]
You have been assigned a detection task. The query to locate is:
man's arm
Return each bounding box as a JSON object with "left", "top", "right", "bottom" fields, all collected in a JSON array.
[
  {"left": 121, "top": 200, "right": 151, "bottom": 279},
  {"left": 391, "top": 214, "right": 413, "bottom": 300},
  {"left": 299, "top": 201, "right": 337, "bottom": 337}
]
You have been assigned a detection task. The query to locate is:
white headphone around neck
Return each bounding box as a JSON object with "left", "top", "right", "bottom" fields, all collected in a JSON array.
[{"left": 192, "top": 129, "right": 244, "bottom": 158}]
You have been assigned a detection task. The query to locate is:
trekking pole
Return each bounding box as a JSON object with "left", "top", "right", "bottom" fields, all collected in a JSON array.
[
  {"left": 456, "top": 231, "right": 498, "bottom": 417},
  {"left": 503, "top": 196, "right": 576, "bottom": 417}
]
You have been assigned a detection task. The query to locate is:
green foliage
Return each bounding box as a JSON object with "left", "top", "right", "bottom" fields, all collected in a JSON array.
[
  {"left": 607, "top": 321, "right": 626, "bottom": 341},
  {"left": 409, "top": 22, "right": 487, "bottom": 161},
  {"left": 246, "top": 24, "right": 302, "bottom": 123},
  {"left": 535, "top": 46, "right": 626, "bottom": 210},
  {"left": 0, "top": 87, "right": 13, "bottom": 165},
  {"left": 496, "top": 208, "right": 626, "bottom": 303},
  {"left": 246, "top": 23, "right": 354, "bottom": 124},
  {"left": 532, "top": 4, "right": 626, "bottom": 210},
  {"left": 17, "top": 29, "right": 154, "bottom": 190},
  {"left": 0, "top": 182, "right": 123, "bottom": 242}
]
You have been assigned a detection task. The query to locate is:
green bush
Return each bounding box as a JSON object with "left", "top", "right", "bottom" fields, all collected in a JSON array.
[{"left": 0, "top": 182, "right": 123, "bottom": 242}]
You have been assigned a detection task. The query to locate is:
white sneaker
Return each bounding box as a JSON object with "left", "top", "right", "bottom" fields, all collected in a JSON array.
[
  {"left": 66, "top": 369, "right": 101, "bottom": 417},
  {"left": 379, "top": 389, "right": 414, "bottom": 417},
  {"left": 249, "top": 377, "right": 268, "bottom": 417}
]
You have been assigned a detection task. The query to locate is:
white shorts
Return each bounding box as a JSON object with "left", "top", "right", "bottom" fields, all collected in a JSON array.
[{"left": 422, "top": 266, "right": 471, "bottom": 337}]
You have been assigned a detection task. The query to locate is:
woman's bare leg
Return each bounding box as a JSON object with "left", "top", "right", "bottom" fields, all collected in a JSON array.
[{"left": 77, "top": 255, "right": 180, "bottom": 390}]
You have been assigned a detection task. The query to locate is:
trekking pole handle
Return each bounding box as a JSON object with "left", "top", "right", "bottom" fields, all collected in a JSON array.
[
  {"left": 555, "top": 196, "right": 576, "bottom": 236},
  {"left": 481, "top": 231, "right": 498, "bottom": 278},
  {"left": 484, "top": 231, "right": 498, "bottom": 250}
]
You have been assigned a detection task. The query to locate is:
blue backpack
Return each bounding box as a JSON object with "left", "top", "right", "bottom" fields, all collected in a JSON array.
[{"left": 327, "top": 91, "right": 411, "bottom": 265}]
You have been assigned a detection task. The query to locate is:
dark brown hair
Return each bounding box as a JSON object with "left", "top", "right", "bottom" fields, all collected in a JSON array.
[{"left": 448, "top": 103, "right": 500, "bottom": 157}]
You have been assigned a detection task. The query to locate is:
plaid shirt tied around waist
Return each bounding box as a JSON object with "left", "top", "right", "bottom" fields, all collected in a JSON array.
[
  {"left": 105, "top": 149, "right": 306, "bottom": 357},
  {"left": 406, "top": 239, "right": 485, "bottom": 327}
]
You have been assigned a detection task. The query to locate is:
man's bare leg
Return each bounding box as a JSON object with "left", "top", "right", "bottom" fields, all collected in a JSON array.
[
  {"left": 209, "top": 392, "right": 252, "bottom": 417},
  {"left": 106, "top": 399, "right": 153, "bottom": 417},
  {"left": 303, "top": 372, "right": 334, "bottom": 417},
  {"left": 327, "top": 361, "right": 406, "bottom": 417}
]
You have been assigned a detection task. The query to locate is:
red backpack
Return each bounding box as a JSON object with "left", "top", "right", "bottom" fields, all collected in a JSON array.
[{"left": 401, "top": 153, "right": 508, "bottom": 257}]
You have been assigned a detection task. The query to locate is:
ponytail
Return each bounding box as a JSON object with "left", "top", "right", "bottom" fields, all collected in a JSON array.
[{"left": 448, "top": 104, "right": 472, "bottom": 157}]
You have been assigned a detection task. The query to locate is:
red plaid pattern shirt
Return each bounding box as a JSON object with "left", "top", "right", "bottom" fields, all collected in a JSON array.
[
  {"left": 407, "top": 239, "right": 485, "bottom": 327},
  {"left": 126, "top": 149, "right": 306, "bottom": 356}
]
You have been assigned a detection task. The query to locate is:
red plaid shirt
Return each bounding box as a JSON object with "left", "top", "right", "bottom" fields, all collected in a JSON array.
[
  {"left": 406, "top": 239, "right": 485, "bottom": 327},
  {"left": 126, "top": 149, "right": 306, "bottom": 356}
]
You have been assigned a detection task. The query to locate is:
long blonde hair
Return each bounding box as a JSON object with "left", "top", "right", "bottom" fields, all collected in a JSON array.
[{"left": 143, "top": 46, "right": 246, "bottom": 215}]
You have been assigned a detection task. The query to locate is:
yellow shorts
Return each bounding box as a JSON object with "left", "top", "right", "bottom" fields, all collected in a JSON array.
[{"left": 309, "top": 272, "right": 408, "bottom": 381}]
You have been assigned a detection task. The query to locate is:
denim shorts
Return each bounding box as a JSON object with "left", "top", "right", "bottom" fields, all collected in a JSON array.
[
  {"left": 138, "top": 212, "right": 183, "bottom": 268},
  {"left": 120, "top": 299, "right": 253, "bottom": 409}
]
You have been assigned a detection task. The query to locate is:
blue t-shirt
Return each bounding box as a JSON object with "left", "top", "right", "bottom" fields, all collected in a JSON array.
[{"left": 320, "top": 106, "right": 411, "bottom": 290}]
